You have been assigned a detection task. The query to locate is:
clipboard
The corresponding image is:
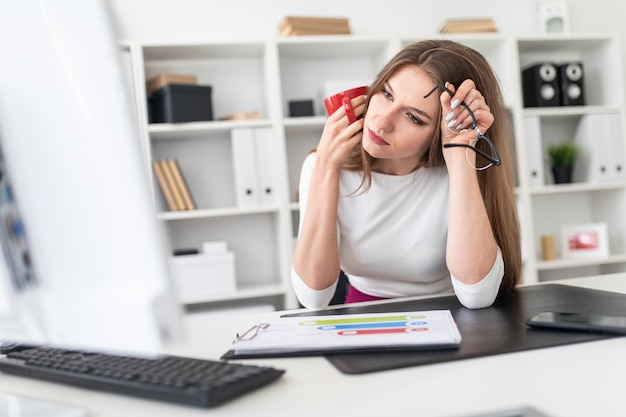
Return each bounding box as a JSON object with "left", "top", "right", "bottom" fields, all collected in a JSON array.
[{"left": 221, "top": 310, "right": 461, "bottom": 360}]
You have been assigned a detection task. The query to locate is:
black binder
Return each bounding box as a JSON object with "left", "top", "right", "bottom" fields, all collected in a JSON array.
[{"left": 281, "top": 284, "right": 626, "bottom": 374}]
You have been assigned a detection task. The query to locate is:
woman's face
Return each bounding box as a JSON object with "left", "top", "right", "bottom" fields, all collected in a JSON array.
[{"left": 362, "top": 65, "right": 440, "bottom": 175}]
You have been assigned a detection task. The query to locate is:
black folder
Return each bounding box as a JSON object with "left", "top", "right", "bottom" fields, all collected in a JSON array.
[{"left": 282, "top": 283, "right": 626, "bottom": 374}]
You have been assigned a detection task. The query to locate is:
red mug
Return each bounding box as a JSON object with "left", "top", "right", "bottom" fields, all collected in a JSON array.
[{"left": 323, "top": 86, "right": 368, "bottom": 123}]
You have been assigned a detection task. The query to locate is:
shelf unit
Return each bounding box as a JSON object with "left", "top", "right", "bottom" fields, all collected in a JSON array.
[
  {"left": 516, "top": 35, "right": 626, "bottom": 283},
  {"left": 122, "top": 33, "right": 626, "bottom": 311}
]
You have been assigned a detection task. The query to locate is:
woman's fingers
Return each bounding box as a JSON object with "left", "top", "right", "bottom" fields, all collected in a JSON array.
[
  {"left": 342, "top": 96, "right": 356, "bottom": 124},
  {"left": 317, "top": 95, "right": 365, "bottom": 168},
  {"left": 441, "top": 81, "right": 493, "bottom": 134},
  {"left": 330, "top": 95, "right": 367, "bottom": 124}
]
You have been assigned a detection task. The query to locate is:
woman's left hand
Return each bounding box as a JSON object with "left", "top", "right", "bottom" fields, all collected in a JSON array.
[{"left": 439, "top": 80, "right": 493, "bottom": 147}]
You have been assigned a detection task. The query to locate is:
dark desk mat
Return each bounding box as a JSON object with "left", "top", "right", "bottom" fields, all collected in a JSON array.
[{"left": 282, "top": 284, "right": 626, "bottom": 374}]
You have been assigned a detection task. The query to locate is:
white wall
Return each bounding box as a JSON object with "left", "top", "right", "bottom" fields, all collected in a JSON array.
[
  {"left": 107, "top": 0, "right": 624, "bottom": 43},
  {"left": 108, "top": 0, "right": 537, "bottom": 42},
  {"left": 107, "top": 0, "right": 626, "bottom": 101}
]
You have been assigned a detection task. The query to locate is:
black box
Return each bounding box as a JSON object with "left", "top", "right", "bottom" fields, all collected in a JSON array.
[
  {"left": 288, "top": 99, "right": 314, "bottom": 117},
  {"left": 149, "top": 84, "right": 213, "bottom": 123}
]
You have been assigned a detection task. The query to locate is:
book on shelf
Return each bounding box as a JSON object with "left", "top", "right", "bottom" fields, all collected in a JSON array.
[
  {"left": 167, "top": 159, "right": 196, "bottom": 210},
  {"left": 152, "top": 159, "right": 195, "bottom": 211},
  {"left": 278, "top": 16, "right": 351, "bottom": 36},
  {"left": 160, "top": 159, "right": 185, "bottom": 211},
  {"left": 439, "top": 17, "right": 497, "bottom": 34},
  {"left": 152, "top": 160, "right": 178, "bottom": 211}
]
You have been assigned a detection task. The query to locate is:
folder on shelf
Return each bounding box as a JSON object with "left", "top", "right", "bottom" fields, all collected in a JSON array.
[
  {"left": 523, "top": 116, "right": 546, "bottom": 187},
  {"left": 581, "top": 113, "right": 626, "bottom": 183},
  {"left": 254, "top": 127, "right": 278, "bottom": 206},
  {"left": 231, "top": 128, "right": 260, "bottom": 207},
  {"left": 221, "top": 310, "right": 461, "bottom": 359},
  {"left": 574, "top": 114, "right": 614, "bottom": 183},
  {"left": 231, "top": 127, "right": 278, "bottom": 208},
  {"left": 607, "top": 114, "right": 626, "bottom": 182}
]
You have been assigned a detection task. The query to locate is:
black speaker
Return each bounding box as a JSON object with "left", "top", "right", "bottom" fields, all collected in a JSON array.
[
  {"left": 522, "top": 63, "right": 561, "bottom": 107},
  {"left": 559, "top": 62, "right": 585, "bottom": 106}
]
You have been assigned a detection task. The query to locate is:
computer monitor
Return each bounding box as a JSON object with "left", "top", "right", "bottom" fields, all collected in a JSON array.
[{"left": 0, "top": 0, "right": 183, "bottom": 353}]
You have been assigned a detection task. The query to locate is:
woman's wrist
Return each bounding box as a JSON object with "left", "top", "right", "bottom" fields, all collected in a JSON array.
[{"left": 442, "top": 143, "right": 478, "bottom": 173}]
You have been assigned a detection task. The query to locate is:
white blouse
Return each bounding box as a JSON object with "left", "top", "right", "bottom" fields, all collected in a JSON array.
[{"left": 292, "top": 152, "right": 504, "bottom": 310}]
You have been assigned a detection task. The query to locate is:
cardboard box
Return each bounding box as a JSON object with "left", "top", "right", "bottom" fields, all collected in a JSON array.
[
  {"left": 146, "top": 73, "right": 197, "bottom": 95},
  {"left": 168, "top": 252, "right": 236, "bottom": 303},
  {"left": 149, "top": 84, "right": 213, "bottom": 123}
]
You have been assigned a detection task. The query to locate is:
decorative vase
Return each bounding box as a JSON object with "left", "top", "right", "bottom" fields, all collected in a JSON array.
[{"left": 552, "top": 166, "right": 573, "bottom": 184}]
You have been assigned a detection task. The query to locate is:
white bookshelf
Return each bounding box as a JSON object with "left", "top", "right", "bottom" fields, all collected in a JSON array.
[
  {"left": 515, "top": 35, "right": 626, "bottom": 283},
  {"left": 122, "top": 33, "right": 626, "bottom": 310}
]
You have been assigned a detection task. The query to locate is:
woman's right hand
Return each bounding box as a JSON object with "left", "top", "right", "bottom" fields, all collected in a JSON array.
[{"left": 315, "top": 94, "right": 367, "bottom": 170}]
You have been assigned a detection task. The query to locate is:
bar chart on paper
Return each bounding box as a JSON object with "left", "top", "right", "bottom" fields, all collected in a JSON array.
[{"left": 223, "top": 310, "right": 462, "bottom": 358}]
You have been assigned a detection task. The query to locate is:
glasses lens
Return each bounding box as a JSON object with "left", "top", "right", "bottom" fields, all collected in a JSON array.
[
  {"left": 441, "top": 97, "right": 501, "bottom": 171},
  {"left": 468, "top": 135, "right": 497, "bottom": 170}
]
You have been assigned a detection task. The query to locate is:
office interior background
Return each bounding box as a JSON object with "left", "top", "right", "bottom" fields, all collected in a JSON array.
[
  {"left": 103, "top": 0, "right": 626, "bottom": 313},
  {"left": 1, "top": 4, "right": 626, "bottom": 414},
  {"left": 109, "top": 0, "right": 626, "bottom": 82}
]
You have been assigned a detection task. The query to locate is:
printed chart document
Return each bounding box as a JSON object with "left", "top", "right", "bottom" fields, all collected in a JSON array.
[{"left": 222, "top": 310, "right": 462, "bottom": 359}]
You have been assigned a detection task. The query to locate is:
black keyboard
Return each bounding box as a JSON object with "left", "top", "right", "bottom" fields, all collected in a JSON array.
[{"left": 0, "top": 342, "right": 284, "bottom": 407}]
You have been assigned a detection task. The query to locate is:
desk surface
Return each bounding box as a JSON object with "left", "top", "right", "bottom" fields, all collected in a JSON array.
[{"left": 2, "top": 274, "right": 626, "bottom": 417}]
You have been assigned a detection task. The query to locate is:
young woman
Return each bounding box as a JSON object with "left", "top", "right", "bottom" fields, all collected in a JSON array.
[{"left": 292, "top": 40, "right": 521, "bottom": 310}]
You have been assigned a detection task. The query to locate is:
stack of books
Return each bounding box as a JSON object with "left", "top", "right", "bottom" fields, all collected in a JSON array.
[
  {"left": 439, "top": 18, "right": 497, "bottom": 34},
  {"left": 278, "top": 16, "right": 351, "bottom": 36},
  {"left": 153, "top": 159, "right": 196, "bottom": 211}
]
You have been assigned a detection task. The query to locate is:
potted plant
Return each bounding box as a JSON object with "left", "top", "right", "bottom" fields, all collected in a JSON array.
[{"left": 547, "top": 140, "right": 581, "bottom": 184}]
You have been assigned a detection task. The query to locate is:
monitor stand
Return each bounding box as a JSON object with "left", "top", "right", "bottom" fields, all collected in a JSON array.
[{"left": 0, "top": 392, "right": 88, "bottom": 417}]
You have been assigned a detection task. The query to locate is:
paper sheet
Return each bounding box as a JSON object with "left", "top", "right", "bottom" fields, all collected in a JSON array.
[{"left": 229, "top": 310, "right": 462, "bottom": 356}]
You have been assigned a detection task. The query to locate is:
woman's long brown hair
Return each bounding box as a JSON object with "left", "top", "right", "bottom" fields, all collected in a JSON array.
[{"left": 342, "top": 39, "right": 522, "bottom": 291}]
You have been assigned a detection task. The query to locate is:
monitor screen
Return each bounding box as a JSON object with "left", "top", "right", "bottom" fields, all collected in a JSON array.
[{"left": 0, "top": 0, "right": 182, "bottom": 353}]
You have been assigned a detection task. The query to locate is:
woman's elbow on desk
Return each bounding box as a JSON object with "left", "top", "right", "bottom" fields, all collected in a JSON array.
[
  {"left": 451, "top": 248, "right": 504, "bottom": 309},
  {"left": 290, "top": 266, "right": 337, "bottom": 310},
  {"left": 454, "top": 291, "right": 497, "bottom": 309}
]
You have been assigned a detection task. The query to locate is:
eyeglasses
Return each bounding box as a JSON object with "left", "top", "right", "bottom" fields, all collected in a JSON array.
[
  {"left": 424, "top": 83, "right": 501, "bottom": 170},
  {"left": 234, "top": 323, "right": 269, "bottom": 343}
]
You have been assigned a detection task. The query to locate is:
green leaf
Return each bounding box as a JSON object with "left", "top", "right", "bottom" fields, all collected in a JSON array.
[{"left": 547, "top": 141, "right": 581, "bottom": 167}]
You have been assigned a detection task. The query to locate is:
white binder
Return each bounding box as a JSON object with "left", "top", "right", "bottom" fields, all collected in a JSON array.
[
  {"left": 231, "top": 128, "right": 260, "bottom": 207},
  {"left": 606, "top": 114, "right": 626, "bottom": 182},
  {"left": 254, "top": 127, "right": 278, "bottom": 205},
  {"left": 523, "top": 116, "right": 546, "bottom": 187},
  {"left": 574, "top": 114, "right": 613, "bottom": 183}
]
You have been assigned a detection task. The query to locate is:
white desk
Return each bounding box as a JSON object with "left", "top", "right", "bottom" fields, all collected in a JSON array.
[{"left": 1, "top": 273, "right": 625, "bottom": 417}]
